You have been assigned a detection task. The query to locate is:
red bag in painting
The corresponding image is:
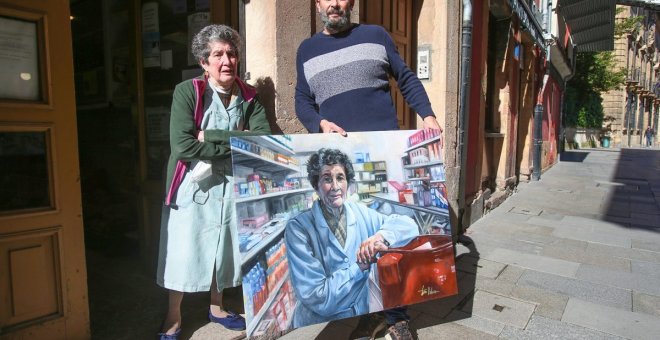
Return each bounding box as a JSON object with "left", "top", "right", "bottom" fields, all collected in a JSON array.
[{"left": 377, "top": 234, "right": 458, "bottom": 309}]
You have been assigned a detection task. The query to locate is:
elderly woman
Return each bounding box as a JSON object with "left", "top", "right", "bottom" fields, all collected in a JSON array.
[
  {"left": 284, "top": 148, "right": 419, "bottom": 328},
  {"left": 157, "top": 25, "right": 271, "bottom": 339}
]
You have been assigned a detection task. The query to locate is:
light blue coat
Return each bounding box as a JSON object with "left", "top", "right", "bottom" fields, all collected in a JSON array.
[{"left": 284, "top": 200, "right": 419, "bottom": 328}]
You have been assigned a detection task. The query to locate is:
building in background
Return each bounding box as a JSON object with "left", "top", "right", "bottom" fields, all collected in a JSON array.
[
  {"left": 602, "top": 3, "right": 660, "bottom": 147},
  {"left": 459, "top": 0, "right": 605, "bottom": 224}
]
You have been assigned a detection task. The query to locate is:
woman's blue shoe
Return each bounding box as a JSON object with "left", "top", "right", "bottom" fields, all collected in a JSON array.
[
  {"left": 157, "top": 328, "right": 180, "bottom": 340},
  {"left": 208, "top": 310, "right": 246, "bottom": 331}
]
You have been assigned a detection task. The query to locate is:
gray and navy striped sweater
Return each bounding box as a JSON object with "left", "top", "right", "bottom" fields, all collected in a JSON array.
[{"left": 295, "top": 24, "right": 435, "bottom": 132}]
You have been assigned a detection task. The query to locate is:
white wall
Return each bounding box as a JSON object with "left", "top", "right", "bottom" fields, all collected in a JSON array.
[{"left": 244, "top": 1, "right": 277, "bottom": 86}]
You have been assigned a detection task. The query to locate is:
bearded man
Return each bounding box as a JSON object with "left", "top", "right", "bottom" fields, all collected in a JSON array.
[{"left": 293, "top": 1, "right": 441, "bottom": 339}]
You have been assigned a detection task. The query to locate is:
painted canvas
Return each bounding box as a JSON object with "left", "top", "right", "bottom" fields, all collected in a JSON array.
[{"left": 230, "top": 130, "right": 457, "bottom": 339}]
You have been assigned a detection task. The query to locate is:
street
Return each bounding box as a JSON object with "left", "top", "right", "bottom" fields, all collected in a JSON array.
[{"left": 280, "top": 147, "right": 660, "bottom": 340}]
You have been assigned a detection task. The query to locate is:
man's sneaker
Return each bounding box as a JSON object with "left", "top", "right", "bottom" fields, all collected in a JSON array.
[
  {"left": 348, "top": 313, "right": 388, "bottom": 340},
  {"left": 384, "top": 320, "right": 414, "bottom": 340}
]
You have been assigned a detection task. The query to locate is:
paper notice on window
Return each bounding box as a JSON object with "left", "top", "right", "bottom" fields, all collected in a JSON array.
[
  {"left": 0, "top": 17, "right": 39, "bottom": 101},
  {"left": 187, "top": 12, "right": 210, "bottom": 66},
  {"left": 145, "top": 106, "right": 170, "bottom": 141},
  {"left": 142, "top": 2, "right": 160, "bottom": 67},
  {"left": 196, "top": 0, "right": 210, "bottom": 11}
]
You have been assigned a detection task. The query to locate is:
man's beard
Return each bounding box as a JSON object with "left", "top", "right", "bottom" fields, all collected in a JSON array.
[{"left": 320, "top": 7, "right": 352, "bottom": 33}]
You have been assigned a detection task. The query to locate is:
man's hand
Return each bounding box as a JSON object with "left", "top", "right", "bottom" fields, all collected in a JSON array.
[
  {"left": 320, "top": 119, "right": 347, "bottom": 136},
  {"left": 196, "top": 130, "right": 205, "bottom": 142},
  {"left": 423, "top": 116, "right": 442, "bottom": 132},
  {"left": 356, "top": 233, "right": 389, "bottom": 265}
]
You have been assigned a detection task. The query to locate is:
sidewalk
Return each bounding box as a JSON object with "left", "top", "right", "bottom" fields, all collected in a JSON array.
[{"left": 88, "top": 148, "right": 660, "bottom": 339}]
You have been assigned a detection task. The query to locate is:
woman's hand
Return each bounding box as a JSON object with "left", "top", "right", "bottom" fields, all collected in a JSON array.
[
  {"left": 356, "top": 233, "right": 389, "bottom": 266},
  {"left": 196, "top": 130, "right": 205, "bottom": 142}
]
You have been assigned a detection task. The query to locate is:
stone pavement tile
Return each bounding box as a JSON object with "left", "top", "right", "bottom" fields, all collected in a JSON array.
[
  {"left": 460, "top": 290, "right": 536, "bottom": 329},
  {"left": 279, "top": 322, "right": 328, "bottom": 340},
  {"left": 531, "top": 215, "right": 628, "bottom": 234},
  {"left": 629, "top": 202, "right": 660, "bottom": 214},
  {"left": 510, "top": 285, "right": 569, "bottom": 321},
  {"left": 631, "top": 259, "right": 660, "bottom": 279},
  {"left": 603, "top": 215, "right": 633, "bottom": 225},
  {"left": 189, "top": 323, "right": 247, "bottom": 340},
  {"left": 541, "top": 244, "right": 631, "bottom": 272},
  {"left": 467, "top": 233, "right": 545, "bottom": 258},
  {"left": 550, "top": 237, "right": 589, "bottom": 250},
  {"left": 562, "top": 298, "right": 660, "bottom": 340},
  {"left": 509, "top": 207, "right": 543, "bottom": 216},
  {"left": 552, "top": 227, "right": 632, "bottom": 248},
  {"left": 576, "top": 263, "right": 660, "bottom": 296},
  {"left": 632, "top": 238, "right": 660, "bottom": 253},
  {"left": 473, "top": 219, "right": 555, "bottom": 237},
  {"left": 414, "top": 315, "right": 499, "bottom": 340},
  {"left": 517, "top": 270, "right": 632, "bottom": 310},
  {"left": 587, "top": 242, "right": 660, "bottom": 264},
  {"left": 456, "top": 256, "right": 506, "bottom": 278},
  {"left": 476, "top": 210, "right": 533, "bottom": 224},
  {"left": 444, "top": 310, "right": 505, "bottom": 336},
  {"left": 486, "top": 248, "right": 580, "bottom": 278},
  {"left": 537, "top": 211, "right": 565, "bottom": 221},
  {"left": 601, "top": 206, "right": 631, "bottom": 218},
  {"left": 475, "top": 275, "right": 516, "bottom": 297},
  {"left": 473, "top": 264, "right": 526, "bottom": 298},
  {"left": 633, "top": 292, "right": 660, "bottom": 318},
  {"left": 628, "top": 195, "right": 658, "bottom": 204},
  {"left": 538, "top": 215, "right": 637, "bottom": 247},
  {"left": 496, "top": 264, "right": 526, "bottom": 283},
  {"left": 630, "top": 216, "right": 660, "bottom": 228},
  {"left": 500, "top": 315, "right": 627, "bottom": 340}
]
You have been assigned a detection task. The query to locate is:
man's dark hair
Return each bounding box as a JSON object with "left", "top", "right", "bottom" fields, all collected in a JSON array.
[{"left": 306, "top": 148, "right": 355, "bottom": 190}]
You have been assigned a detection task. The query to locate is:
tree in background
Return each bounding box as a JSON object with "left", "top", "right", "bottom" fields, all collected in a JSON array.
[
  {"left": 564, "top": 52, "right": 625, "bottom": 128},
  {"left": 564, "top": 9, "right": 641, "bottom": 129}
]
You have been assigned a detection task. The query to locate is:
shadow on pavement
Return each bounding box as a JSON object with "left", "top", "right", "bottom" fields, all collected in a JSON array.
[
  {"left": 87, "top": 248, "right": 245, "bottom": 340},
  {"left": 559, "top": 150, "right": 590, "bottom": 162},
  {"left": 601, "top": 148, "right": 660, "bottom": 234}
]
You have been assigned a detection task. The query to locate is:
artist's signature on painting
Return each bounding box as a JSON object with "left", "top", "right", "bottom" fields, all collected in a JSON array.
[{"left": 418, "top": 286, "right": 440, "bottom": 296}]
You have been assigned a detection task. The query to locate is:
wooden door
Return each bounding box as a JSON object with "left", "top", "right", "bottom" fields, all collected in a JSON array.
[
  {"left": 361, "top": 0, "right": 415, "bottom": 129},
  {"left": 0, "top": 0, "right": 89, "bottom": 338}
]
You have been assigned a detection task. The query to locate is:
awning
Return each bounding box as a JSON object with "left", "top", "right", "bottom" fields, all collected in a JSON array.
[
  {"left": 617, "top": 0, "right": 660, "bottom": 11},
  {"left": 558, "top": 0, "right": 617, "bottom": 52}
]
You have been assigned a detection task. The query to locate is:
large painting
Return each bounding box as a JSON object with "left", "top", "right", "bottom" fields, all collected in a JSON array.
[{"left": 230, "top": 130, "right": 457, "bottom": 339}]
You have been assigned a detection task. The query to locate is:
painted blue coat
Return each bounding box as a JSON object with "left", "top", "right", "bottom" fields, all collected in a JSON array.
[{"left": 284, "top": 200, "right": 419, "bottom": 328}]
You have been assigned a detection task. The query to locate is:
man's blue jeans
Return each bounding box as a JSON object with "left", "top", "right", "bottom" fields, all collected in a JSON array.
[{"left": 383, "top": 307, "right": 409, "bottom": 325}]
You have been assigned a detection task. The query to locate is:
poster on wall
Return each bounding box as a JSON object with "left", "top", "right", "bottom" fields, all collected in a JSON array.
[{"left": 230, "top": 130, "right": 457, "bottom": 339}]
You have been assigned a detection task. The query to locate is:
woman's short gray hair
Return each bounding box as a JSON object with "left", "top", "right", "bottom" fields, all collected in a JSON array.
[
  {"left": 191, "top": 24, "right": 241, "bottom": 64},
  {"left": 306, "top": 148, "right": 355, "bottom": 190}
]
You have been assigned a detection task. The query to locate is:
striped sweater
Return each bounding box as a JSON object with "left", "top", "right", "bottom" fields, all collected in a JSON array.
[{"left": 295, "top": 24, "right": 435, "bottom": 132}]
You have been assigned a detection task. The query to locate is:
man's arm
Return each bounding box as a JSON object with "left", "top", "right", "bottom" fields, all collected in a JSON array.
[
  {"left": 378, "top": 27, "right": 442, "bottom": 131},
  {"left": 294, "top": 44, "right": 325, "bottom": 132}
]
